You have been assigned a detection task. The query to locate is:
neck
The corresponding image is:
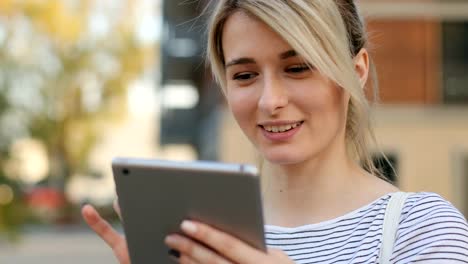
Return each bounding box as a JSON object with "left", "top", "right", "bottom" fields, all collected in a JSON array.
[{"left": 261, "top": 144, "right": 391, "bottom": 227}]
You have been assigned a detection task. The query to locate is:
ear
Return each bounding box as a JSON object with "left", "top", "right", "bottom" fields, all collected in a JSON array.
[{"left": 354, "top": 48, "right": 369, "bottom": 88}]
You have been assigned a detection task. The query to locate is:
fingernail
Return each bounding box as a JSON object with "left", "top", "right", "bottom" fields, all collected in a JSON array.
[
  {"left": 165, "top": 235, "right": 177, "bottom": 244},
  {"left": 168, "top": 249, "right": 180, "bottom": 258},
  {"left": 181, "top": 220, "right": 197, "bottom": 234}
]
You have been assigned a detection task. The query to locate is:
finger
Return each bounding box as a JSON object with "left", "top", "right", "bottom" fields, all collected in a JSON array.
[
  {"left": 180, "top": 220, "right": 265, "bottom": 263},
  {"left": 113, "top": 199, "right": 122, "bottom": 220},
  {"left": 165, "top": 234, "right": 232, "bottom": 264},
  {"left": 268, "top": 248, "right": 293, "bottom": 262},
  {"left": 179, "top": 254, "right": 199, "bottom": 264},
  {"left": 81, "top": 204, "right": 124, "bottom": 250}
]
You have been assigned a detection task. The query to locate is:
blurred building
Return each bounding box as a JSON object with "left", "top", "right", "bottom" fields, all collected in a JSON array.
[
  {"left": 363, "top": 0, "right": 468, "bottom": 217},
  {"left": 159, "top": 0, "right": 223, "bottom": 161}
]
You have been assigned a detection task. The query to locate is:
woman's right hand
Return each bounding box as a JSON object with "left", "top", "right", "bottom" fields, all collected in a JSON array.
[{"left": 81, "top": 201, "right": 130, "bottom": 264}]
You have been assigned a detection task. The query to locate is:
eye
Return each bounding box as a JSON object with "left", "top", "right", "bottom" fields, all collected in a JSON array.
[
  {"left": 286, "top": 64, "right": 312, "bottom": 74},
  {"left": 232, "top": 72, "right": 258, "bottom": 81}
]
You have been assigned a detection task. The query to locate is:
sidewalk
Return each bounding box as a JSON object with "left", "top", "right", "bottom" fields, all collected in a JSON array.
[{"left": 0, "top": 227, "right": 116, "bottom": 264}]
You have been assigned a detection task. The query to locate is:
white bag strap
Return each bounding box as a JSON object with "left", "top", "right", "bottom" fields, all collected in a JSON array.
[{"left": 379, "top": 192, "right": 411, "bottom": 264}]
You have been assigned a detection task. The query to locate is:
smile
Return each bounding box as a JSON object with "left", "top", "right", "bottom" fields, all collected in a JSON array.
[
  {"left": 262, "top": 121, "right": 303, "bottom": 133},
  {"left": 258, "top": 121, "right": 304, "bottom": 141}
]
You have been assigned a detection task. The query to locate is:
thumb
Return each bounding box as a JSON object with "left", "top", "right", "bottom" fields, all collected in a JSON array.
[
  {"left": 113, "top": 198, "right": 122, "bottom": 221},
  {"left": 268, "top": 248, "right": 292, "bottom": 262}
]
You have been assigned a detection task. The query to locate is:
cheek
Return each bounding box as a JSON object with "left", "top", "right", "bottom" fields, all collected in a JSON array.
[
  {"left": 295, "top": 84, "right": 348, "bottom": 129},
  {"left": 331, "top": 87, "right": 349, "bottom": 121},
  {"left": 226, "top": 90, "right": 257, "bottom": 128},
  {"left": 316, "top": 84, "right": 347, "bottom": 114},
  {"left": 292, "top": 85, "right": 334, "bottom": 112},
  {"left": 323, "top": 87, "right": 349, "bottom": 133}
]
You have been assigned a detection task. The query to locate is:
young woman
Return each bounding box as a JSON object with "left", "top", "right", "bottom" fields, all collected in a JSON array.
[{"left": 82, "top": 0, "right": 468, "bottom": 263}]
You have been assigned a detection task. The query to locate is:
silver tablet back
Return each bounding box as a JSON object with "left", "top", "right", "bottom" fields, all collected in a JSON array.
[{"left": 112, "top": 157, "right": 265, "bottom": 264}]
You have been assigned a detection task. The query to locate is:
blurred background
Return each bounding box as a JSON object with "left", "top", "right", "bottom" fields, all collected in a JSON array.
[{"left": 0, "top": 0, "right": 467, "bottom": 263}]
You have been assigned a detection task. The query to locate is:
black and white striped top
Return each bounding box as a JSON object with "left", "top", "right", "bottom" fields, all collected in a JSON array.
[{"left": 265, "top": 192, "right": 468, "bottom": 263}]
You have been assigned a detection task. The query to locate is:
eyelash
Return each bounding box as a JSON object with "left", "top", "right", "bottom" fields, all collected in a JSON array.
[
  {"left": 232, "top": 64, "right": 312, "bottom": 81},
  {"left": 233, "top": 72, "right": 257, "bottom": 81},
  {"left": 286, "top": 64, "right": 311, "bottom": 73}
]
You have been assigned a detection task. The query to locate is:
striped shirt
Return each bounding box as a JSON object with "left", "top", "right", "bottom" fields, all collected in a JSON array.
[{"left": 265, "top": 192, "right": 468, "bottom": 263}]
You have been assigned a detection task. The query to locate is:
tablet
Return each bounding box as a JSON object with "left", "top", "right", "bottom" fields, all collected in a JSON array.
[{"left": 112, "top": 157, "right": 266, "bottom": 264}]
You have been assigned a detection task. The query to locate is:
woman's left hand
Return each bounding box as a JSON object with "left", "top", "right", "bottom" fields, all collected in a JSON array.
[{"left": 164, "top": 220, "right": 294, "bottom": 264}]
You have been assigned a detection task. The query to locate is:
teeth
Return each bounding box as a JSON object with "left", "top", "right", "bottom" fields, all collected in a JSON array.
[
  {"left": 263, "top": 122, "right": 301, "bottom": 133},
  {"left": 279, "top": 125, "right": 292, "bottom": 132}
]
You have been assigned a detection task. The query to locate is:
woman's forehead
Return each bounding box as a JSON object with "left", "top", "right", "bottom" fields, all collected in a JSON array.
[{"left": 221, "top": 12, "right": 293, "bottom": 61}]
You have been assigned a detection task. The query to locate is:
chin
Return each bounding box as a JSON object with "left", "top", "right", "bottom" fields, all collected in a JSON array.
[{"left": 262, "top": 151, "right": 307, "bottom": 166}]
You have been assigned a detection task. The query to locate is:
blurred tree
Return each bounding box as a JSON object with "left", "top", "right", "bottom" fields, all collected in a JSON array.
[{"left": 0, "top": 0, "right": 157, "bottom": 234}]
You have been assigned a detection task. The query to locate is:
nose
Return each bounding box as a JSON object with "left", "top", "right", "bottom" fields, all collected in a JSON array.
[{"left": 258, "top": 74, "right": 288, "bottom": 115}]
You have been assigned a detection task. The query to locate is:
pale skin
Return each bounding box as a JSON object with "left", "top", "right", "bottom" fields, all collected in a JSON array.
[{"left": 82, "top": 11, "right": 398, "bottom": 264}]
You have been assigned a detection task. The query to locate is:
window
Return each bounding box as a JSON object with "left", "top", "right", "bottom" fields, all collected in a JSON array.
[{"left": 443, "top": 22, "right": 468, "bottom": 104}]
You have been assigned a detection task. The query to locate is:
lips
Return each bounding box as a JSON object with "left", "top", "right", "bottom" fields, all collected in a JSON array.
[
  {"left": 261, "top": 121, "right": 303, "bottom": 133},
  {"left": 258, "top": 121, "right": 304, "bottom": 141}
]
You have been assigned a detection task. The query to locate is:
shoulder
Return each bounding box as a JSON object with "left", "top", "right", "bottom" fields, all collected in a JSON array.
[
  {"left": 399, "top": 192, "right": 466, "bottom": 226},
  {"left": 391, "top": 192, "right": 468, "bottom": 263}
]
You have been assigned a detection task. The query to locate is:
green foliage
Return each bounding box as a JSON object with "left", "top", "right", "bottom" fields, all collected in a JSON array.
[
  {"left": 0, "top": 173, "right": 27, "bottom": 243},
  {"left": 0, "top": 0, "right": 156, "bottom": 238}
]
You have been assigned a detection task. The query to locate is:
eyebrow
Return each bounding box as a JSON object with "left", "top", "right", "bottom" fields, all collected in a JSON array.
[
  {"left": 279, "top": 50, "right": 297, "bottom": 59},
  {"left": 225, "top": 49, "right": 298, "bottom": 68}
]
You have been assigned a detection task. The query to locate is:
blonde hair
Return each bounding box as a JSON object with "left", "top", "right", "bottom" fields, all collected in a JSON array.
[{"left": 206, "top": 0, "right": 386, "bottom": 179}]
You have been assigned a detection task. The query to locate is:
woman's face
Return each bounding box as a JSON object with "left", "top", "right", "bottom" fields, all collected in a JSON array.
[{"left": 222, "top": 12, "right": 349, "bottom": 165}]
